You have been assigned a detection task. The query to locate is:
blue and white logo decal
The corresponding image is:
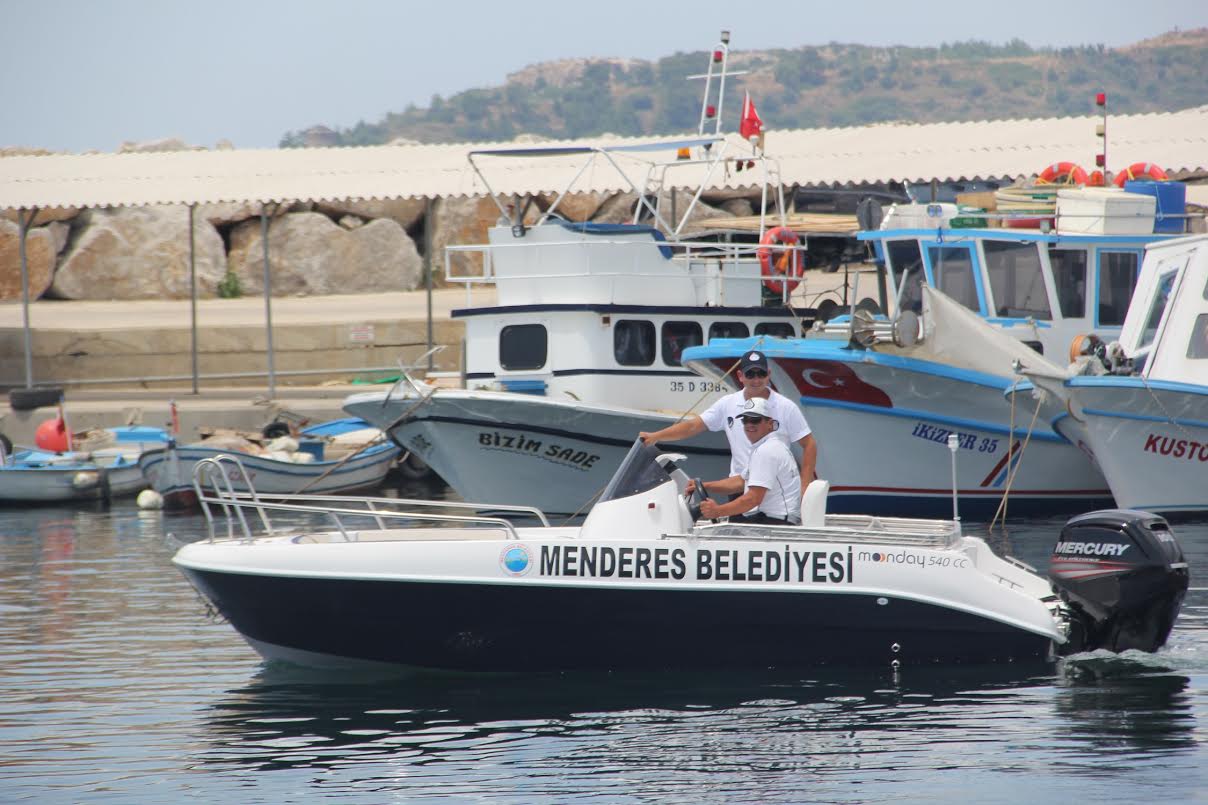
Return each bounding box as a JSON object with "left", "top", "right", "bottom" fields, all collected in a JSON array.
[{"left": 500, "top": 543, "right": 532, "bottom": 576}]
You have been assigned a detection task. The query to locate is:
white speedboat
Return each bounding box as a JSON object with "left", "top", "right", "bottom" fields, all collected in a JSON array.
[
  {"left": 173, "top": 441, "right": 1188, "bottom": 671},
  {"left": 682, "top": 205, "right": 1189, "bottom": 517},
  {"left": 0, "top": 424, "right": 169, "bottom": 505},
  {"left": 138, "top": 417, "right": 398, "bottom": 509},
  {"left": 1019, "top": 233, "right": 1208, "bottom": 514},
  {"left": 344, "top": 32, "right": 815, "bottom": 513}
]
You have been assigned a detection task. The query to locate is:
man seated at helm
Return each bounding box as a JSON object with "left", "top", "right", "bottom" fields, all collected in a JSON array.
[{"left": 697, "top": 397, "right": 802, "bottom": 525}]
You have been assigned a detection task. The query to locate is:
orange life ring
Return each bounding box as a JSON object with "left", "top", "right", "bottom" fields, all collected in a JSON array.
[
  {"left": 1086, "top": 170, "right": 1106, "bottom": 187},
  {"left": 758, "top": 226, "right": 803, "bottom": 294},
  {"left": 1113, "top": 161, "right": 1169, "bottom": 187},
  {"left": 1036, "top": 162, "right": 1088, "bottom": 186}
]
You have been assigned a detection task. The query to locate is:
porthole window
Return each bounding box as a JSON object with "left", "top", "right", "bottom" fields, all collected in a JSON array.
[
  {"left": 754, "top": 322, "right": 795, "bottom": 338},
  {"left": 661, "top": 321, "right": 703, "bottom": 366},
  {"left": 614, "top": 320, "right": 655, "bottom": 366},
  {"left": 499, "top": 324, "right": 547, "bottom": 370},
  {"left": 708, "top": 322, "right": 750, "bottom": 340}
]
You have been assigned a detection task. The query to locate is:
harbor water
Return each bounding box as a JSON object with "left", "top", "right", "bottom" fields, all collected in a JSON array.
[{"left": 2, "top": 479, "right": 1207, "bottom": 804}]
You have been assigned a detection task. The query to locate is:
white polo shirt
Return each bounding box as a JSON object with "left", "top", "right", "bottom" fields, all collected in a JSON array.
[
  {"left": 743, "top": 434, "right": 802, "bottom": 522},
  {"left": 699, "top": 389, "right": 810, "bottom": 476}
]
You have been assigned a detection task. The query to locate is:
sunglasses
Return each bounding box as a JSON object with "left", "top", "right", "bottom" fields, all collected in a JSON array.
[
  {"left": 743, "top": 369, "right": 768, "bottom": 378},
  {"left": 740, "top": 416, "right": 769, "bottom": 425}
]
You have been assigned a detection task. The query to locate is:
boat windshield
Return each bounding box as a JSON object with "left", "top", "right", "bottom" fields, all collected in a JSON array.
[{"left": 597, "top": 439, "right": 674, "bottom": 503}]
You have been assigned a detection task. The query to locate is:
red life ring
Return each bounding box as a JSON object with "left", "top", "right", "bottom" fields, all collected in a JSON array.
[
  {"left": 1036, "top": 162, "right": 1088, "bottom": 185},
  {"left": 758, "top": 226, "right": 803, "bottom": 294},
  {"left": 1113, "top": 162, "right": 1169, "bottom": 187}
]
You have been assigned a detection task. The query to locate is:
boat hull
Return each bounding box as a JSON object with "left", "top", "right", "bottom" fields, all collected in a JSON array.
[
  {"left": 0, "top": 462, "right": 146, "bottom": 504},
  {"left": 177, "top": 532, "right": 1058, "bottom": 671},
  {"left": 771, "top": 355, "right": 1113, "bottom": 517},
  {"left": 1054, "top": 379, "right": 1208, "bottom": 514},
  {"left": 344, "top": 390, "right": 731, "bottom": 514},
  {"left": 138, "top": 442, "right": 398, "bottom": 503}
]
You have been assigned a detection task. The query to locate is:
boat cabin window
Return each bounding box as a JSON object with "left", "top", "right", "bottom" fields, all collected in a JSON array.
[
  {"left": 887, "top": 240, "right": 925, "bottom": 313},
  {"left": 983, "top": 241, "right": 1052, "bottom": 320},
  {"left": 754, "top": 322, "right": 795, "bottom": 338},
  {"left": 499, "top": 324, "right": 548, "bottom": 370},
  {"left": 927, "top": 245, "right": 982, "bottom": 313},
  {"left": 709, "top": 322, "right": 750, "bottom": 340},
  {"left": 1097, "top": 251, "right": 1140, "bottom": 326},
  {"left": 1140, "top": 271, "right": 1178, "bottom": 349},
  {"left": 1048, "top": 247, "right": 1087, "bottom": 318},
  {"left": 661, "top": 321, "right": 703, "bottom": 366},
  {"left": 614, "top": 320, "right": 656, "bottom": 366},
  {"left": 1188, "top": 314, "right": 1208, "bottom": 359}
]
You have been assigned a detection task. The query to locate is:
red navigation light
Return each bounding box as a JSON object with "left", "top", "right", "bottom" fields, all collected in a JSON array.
[
  {"left": 1096, "top": 92, "right": 1106, "bottom": 106},
  {"left": 1095, "top": 154, "right": 1106, "bottom": 167},
  {"left": 706, "top": 104, "right": 715, "bottom": 118},
  {"left": 713, "top": 50, "right": 723, "bottom": 63}
]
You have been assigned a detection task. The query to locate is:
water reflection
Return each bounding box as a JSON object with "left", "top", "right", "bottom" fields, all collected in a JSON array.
[{"left": 198, "top": 660, "right": 1197, "bottom": 777}]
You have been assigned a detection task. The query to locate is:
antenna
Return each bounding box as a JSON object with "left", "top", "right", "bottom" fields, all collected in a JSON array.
[{"left": 687, "top": 30, "right": 748, "bottom": 137}]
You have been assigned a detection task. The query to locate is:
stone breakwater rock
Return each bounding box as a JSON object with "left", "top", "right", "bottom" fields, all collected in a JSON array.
[
  {"left": 227, "top": 212, "right": 422, "bottom": 295},
  {"left": 429, "top": 196, "right": 540, "bottom": 283},
  {"left": 0, "top": 218, "right": 56, "bottom": 301},
  {"left": 314, "top": 198, "right": 427, "bottom": 233},
  {"left": 50, "top": 207, "right": 227, "bottom": 300},
  {"left": 591, "top": 191, "right": 731, "bottom": 226}
]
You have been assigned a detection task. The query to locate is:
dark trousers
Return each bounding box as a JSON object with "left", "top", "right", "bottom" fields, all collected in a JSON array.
[{"left": 734, "top": 512, "right": 792, "bottom": 525}]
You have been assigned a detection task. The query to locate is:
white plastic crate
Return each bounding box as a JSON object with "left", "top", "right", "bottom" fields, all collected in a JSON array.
[{"left": 1056, "top": 188, "right": 1156, "bottom": 235}]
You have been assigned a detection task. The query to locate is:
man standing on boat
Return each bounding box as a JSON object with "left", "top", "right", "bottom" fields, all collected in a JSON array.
[
  {"left": 638, "top": 349, "right": 816, "bottom": 490},
  {"left": 696, "top": 397, "right": 802, "bottom": 524}
]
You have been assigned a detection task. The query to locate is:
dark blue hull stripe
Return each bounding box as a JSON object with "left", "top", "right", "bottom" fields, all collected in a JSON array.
[
  {"left": 454, "top": 303, "right": 813, "bottom": 318},
  {"left": 182, "top": 570, "right": 1054, "bottom": 671},
  {"left": 465, "top": 368, "right": 698, "bottom": 380}
]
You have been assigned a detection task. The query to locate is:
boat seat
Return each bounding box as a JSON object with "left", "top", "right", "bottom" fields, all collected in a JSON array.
[{"left": 800, "top": 479, "right": 830, "bottom": 527}]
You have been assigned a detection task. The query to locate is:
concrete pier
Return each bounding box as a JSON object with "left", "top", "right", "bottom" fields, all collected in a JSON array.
[{"left": 0, "top": 287, "right": 493, "bottom": 443}]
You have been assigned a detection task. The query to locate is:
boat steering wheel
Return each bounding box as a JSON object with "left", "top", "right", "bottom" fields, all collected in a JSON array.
[{"left": 687, "top": 477, "right": 717, "bottom": 522}]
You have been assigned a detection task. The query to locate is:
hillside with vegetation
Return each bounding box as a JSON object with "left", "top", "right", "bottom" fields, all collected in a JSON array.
[{"left": 282, "top": 28, "right": 1208, "bottom": 147}]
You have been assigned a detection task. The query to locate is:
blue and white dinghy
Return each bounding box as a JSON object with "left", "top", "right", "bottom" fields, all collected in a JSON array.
[
  {"left": 139, "top": 417, "right": 398, "bottom": 509},
  {"left": 173, "top": 441, "right": 1187, "bottom": 672},
  {"left": 0, "top": 425, "right": 169, "bottom": 505}
]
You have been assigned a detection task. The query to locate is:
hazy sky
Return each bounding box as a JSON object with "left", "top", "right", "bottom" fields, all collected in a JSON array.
[{"left": 4, "top": 0, "right": 1207, "bottom": 152}]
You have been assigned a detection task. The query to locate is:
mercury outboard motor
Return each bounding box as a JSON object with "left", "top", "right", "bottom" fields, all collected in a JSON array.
[{"left": 1050, "top": 510, "right": 1189, "bottom": 654}]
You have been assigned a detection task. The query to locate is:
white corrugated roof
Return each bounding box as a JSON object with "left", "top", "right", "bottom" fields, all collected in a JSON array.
[{"left": 2, "top": 107, "right": 1205, "bottom": 210}]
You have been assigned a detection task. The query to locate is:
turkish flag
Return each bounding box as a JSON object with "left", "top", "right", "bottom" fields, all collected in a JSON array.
[
  {"left": 779, "top": 359, "right": 893, "bottom": 408},
  {"left": 740, "top": 92, "right": 763, "bottom": 141}
]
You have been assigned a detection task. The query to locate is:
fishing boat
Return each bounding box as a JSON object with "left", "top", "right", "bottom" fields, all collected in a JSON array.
[
  {"left": 344, "top": 32, "right": 818, "bottom": 514},
  {"left": 0, "top": 424, "right": 169, "bottom": 504},
  {"left": 682, "top": 196, "right": 1193, "bottom": 517},
  {"left": 137, "top": 417, "right": 398, "bottom": 509},
  {"left": 172, "top": 440, "right": 1189, "bottom": 671},
  {"left": 1017, "top": 233, "right": 1208, "bottom": 514}
]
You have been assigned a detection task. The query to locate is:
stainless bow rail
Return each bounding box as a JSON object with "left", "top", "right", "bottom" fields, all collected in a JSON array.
[{"left": 192, "top": 454, "right": 549, "bottom": 544}]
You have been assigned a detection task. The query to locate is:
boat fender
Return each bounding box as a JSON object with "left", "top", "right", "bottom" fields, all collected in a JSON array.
[
  {"left": 137, "top": 489, "right": 164, "bottom": 509},
  {"left": 1113, "top": 162, "right": 1169, "bottom": 187},
  {"left": 71, "top": 470, "right": 100, "bottom": 490},
  {"left": 758, "top": 226, "right": 803, "bottom": 294},
  {"left": 1036, "top": 162, "right": 1088, "bottom": 186}
]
